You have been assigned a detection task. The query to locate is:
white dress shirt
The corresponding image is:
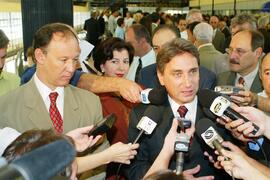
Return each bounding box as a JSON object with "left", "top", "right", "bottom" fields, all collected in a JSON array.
[
  {"left": 126, "top": 48, "right": 156, "bottom": 81},
  {"left": 168, "top": 95, "right": 198, "bottom": 124},
  {"left": 34, "top": 73, "right": 64, "bottom": 118},
  {"left": 235, "top": 64, "right": 259, "bottom": 90}
]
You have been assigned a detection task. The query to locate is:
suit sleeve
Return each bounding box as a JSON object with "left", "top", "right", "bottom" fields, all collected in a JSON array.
[{"left": 127, "top": 108, "right": 152, "bottom": 180}]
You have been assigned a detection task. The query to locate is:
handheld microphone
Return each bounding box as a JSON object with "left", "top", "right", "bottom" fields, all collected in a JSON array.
[
  {"left": 198, "top": 89, "right": 259, "bottom": 135},
  {"left": 133, "top": 105, "right": 162, "bottom": 144},
  {"left": 140, "top": 87, "right": 167, "bottom": 105},
  {"left": 175, "top": 133, "right": 190, "bottom": 175},
  {"left": 0, "top": 139, "right": 75, "bottom": 180},
  {"left": 195, "top": 118, "right": 225, "bottom": 155}
]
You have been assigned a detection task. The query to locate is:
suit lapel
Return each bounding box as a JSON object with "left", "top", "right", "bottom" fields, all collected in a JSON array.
[
  {"left": 227, "top": 72, "right": 236, "bottom": 85},
  {"left": 24, "top": 79, "right": 53, "bottom": 128},
  {"left": 63, "top": 86, "right": 81, "bottom": 132},
  {"left": 250, "top": 72, "right": 263, "bottom": 93}
]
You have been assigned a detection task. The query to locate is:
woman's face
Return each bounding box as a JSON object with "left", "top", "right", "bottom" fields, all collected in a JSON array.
[{"left": 101, "top": 49, "right": 130, "bottom": 78}]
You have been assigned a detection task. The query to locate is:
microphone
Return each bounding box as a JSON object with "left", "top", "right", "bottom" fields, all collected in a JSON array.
[
  {"left": 198, "top": 89, "right": 259, "bottom": 135},
  {"left": 140, "top": 87, "right": 167, "bottom": 105},
  {"left": 175, "top": 133, "right": 190, "bottom": 175},
  {"left": 195, "top": 118, "right": 225, "bottom": 155},
  {"left": 0, "top": 139, "right": 75, "bottom": 180},
  {"left": 133, "top": 105, "right": 162, "bottom": 144}
]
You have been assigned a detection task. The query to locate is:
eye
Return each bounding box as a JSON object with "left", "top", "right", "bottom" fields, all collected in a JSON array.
[{"left": 123, "top": 59, "right": 129, "bottom": 64}]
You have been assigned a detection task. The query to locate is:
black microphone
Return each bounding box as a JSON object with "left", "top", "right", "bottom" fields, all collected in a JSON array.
[
  {"left": 133, "top": 105, "right": 163, "bottom": 144},
  {"left": 140, "top": 86, "right": 167, "bottom": 105},
  {"left": 198, "top": 89, "right": 259, "bottom": 135},
  {"left": 195, "top": 118, "right": 225, "bottom": 156},
  {"left": 0, "top": 139, "right": 75, "bottom": 180},
  {"left": 175, "top": 133, "right": 190, "bottom": 175}
]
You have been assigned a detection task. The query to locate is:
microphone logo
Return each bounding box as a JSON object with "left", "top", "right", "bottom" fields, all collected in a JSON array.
[
  {"left": 204, "top": 129, "right": 214, "bottom": 140},
  {"left": 210, "top": 96, "right": 231, "bottom": 116},
  {"left": 213, "top": 103, "right": 222, "bottom": 114}
]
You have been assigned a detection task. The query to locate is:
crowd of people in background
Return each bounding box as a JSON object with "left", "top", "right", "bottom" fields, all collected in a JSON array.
[{"left": 1, "top": 6, "right": 270, "bottom": 180}]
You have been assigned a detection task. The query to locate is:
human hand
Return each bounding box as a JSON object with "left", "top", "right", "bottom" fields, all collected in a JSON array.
[
  {"left": 66, "top": 126, "right": 101, "bottom": 152},
  {"left": 203, "top": 151, "right": 222, "bottom": 169},
  {"left": 230, "top": 90, "right": 256, "bottom": 106},
  {"left": 162, "top": 118, "right": 179, "bottom": 156},
  {"left": 117, "top": 78, "right": 142, "bottom": 103},
  {"left": 105, "top": 142, "right": 139, "bottom": 164},
  {"left": 183, "top": 165, "right": 214, "bottom": 180}
]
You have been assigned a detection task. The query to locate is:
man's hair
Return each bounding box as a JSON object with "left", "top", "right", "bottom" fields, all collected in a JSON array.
[
  {"left": 32, "top": 23, "right": 78, "bottom": 52},
  {"left": 93, "top": 37, "right": 134, "bottom": 72},
  {"left": 0, "top": 29, "right": 9, "bottom": 49},
  {"left": 117, "top": 17, "right": 124, "bottom": 27},
  {"left": 129, "top": 24, "right": 151, "bottom": 44},
  {"left": 153, "top": 24, "right": 180, "bottom": 39},
  {"left": 230, "top": 13, "right": 257, "bottom": 30},
  {"left": 187, "top": 21, "right": 200, "bottom": 35},
  {"left": 257, "top": 15, "right": 270, "bottom": 29},
  {"left": 249, "top": 30, "right": 265, "bottom": 51},
  {"left": 151, "top": 12, "right": 160, "bottom": 23},
  {"left": 3, "top": 129, "right": 74, "bottom": 163},
  {"left": 193, "top": 22, "right": 213, "bottom": 43},
  {"left": 186, "top": 9, "right": 203, "bottom": 24},
  {"left": 157, "top": 38, "right": 200, "bottom": 74}
]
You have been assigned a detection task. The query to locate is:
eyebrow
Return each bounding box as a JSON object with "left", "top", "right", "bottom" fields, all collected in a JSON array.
[{"left": 263, "top": 68, "right": 270, "bottom": 72}]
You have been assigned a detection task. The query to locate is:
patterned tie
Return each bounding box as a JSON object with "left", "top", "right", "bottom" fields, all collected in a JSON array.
[
  {"left": 177, "top": 105, "right": 188, "bottom": 118},
  {"left": 135, "top": 58, "right": 142, "bottom": 82},
  {"left": 238, "top": 77, "right": 245, "bottom": 87},
  {"left": 49, "top": 92, "right": 63, "bottom": 134}
]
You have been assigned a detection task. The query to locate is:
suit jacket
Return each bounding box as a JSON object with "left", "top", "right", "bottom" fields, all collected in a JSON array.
[
  {"left": 199, "top": 44, "right": 229, "bottom": 74},
  {"left": 212, "top": 29, "right": 226, "bottom": 53},
  {"left": 139, "top": 63, "right": 217, "bottom": 90},
  {"left": 127, "top": 99, "right": 230, "bottom": 179},
  {"left": 0, "top": 79, "right": 109, "bottom": 179},
  {"left": 84, "top": 17, "right": 100, "bottom": 46},
  {"left": 217, "top": 71, "right": 263, "bottom": 93}
]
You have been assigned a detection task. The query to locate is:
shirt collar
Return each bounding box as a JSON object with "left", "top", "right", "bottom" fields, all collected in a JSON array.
[
  {"left": 198, "top": 43, "right": 213, "bottom": 50},
  {"left": 236, "top": 63, "right": 259, "bottom": 90}
]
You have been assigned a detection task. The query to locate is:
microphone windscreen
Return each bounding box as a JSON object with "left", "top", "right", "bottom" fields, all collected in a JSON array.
[
  {"left": 12, "top": 139, "right": 75, "bottom": 180},
  {"left": 197, "top": 89, "right": 220, "bottom": 108},
  {"left": 143, "top": 105, "right": 163, "bottom": 124},
  {"left": 148, "top": 86, "right": 167, "bottom": 105},
  {"left": 195, "top": 118, "right": 216, "bottom": 138}
]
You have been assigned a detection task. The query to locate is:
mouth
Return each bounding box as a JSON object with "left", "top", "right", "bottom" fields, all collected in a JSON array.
[
  {"left": 116, "top": 73, "right": 124, "bottom": 77},
  {"left": 230, "top": 59, "right": 240, "bottom": 65},
  {"left": 181, "top": 90, "right": 194, "bottom": 96}
]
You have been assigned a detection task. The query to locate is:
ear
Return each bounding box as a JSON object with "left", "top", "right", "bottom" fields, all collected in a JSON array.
[
  {"left": 34, "top": 48, "right": 46, "bottom": 65},
  {"left": 157, "top": 70, "right": 165, "bottom": 86},
  {"left": 100, "top": 64, "right": 105, "bottom": 73},
  {"left": 255, "top": 47, "right": 263, "bottom": 59}
]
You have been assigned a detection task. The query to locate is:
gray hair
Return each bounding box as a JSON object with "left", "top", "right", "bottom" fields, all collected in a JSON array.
[
  {"left": 186, "top": 9, "right": 203, "bottom": 24},
  {"left": 193, "top": 22, "right": 213, "bottom": 43},
  {"left": 258, "top": 15, "right": 270, "bottom": 29},
  {"left": 230, "top": 13, "right": 257, "bottom": 30}
]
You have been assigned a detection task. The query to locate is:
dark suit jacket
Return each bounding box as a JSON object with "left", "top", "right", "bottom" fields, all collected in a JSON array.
[
  {"left": 138, "top": 63, "right": 217, "bottom": 90},
  {"left": 127, "top": 99, "right": 229, "bottom": 179},
  {"left": 212, "top": 29, "right": 226, "bottom": 53},
  {"left": 84, "top": 17, "right": 100, "bottom": 46},
  {"left": 217, "top": 71, "right": 263, "bottom": 93}
]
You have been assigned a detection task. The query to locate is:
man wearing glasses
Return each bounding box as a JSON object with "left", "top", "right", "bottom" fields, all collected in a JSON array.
[{"left": 217, "top": 30, "right": 264, "bottom": 96}]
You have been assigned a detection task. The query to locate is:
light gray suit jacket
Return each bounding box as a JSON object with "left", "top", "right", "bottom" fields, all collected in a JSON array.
[{"left": 0, "top": 78, "right": 109, "bottom": 179}]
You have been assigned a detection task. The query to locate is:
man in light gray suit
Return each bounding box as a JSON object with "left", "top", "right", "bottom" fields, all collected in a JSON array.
[
  {"left": 193, "top": 22, "right": 229, "bottom": 75},
  {"left": 0, "top": 23, "right": 108, "bottom": 179}
]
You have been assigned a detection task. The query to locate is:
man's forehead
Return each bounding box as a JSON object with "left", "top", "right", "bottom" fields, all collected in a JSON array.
[{"left": 153, "top": 30, "right": 177, "bottom": 46}]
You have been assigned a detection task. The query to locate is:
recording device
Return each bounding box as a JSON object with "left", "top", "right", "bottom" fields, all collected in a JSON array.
[
  {"left": 214, "top": 86, "right": 243, "bottom": 95},
  {"left": 198, "top": 89, "right": 259, "bottom": 135},
  {"left": 177, "top": 118, "right": 192, "bottom": 132},
  {"left": 195, "top": 118, "right": 225, "bottom": 155},
  {"left": 175, "top": 133, "right": 190, "bottom": 175},
  {"left": 88, "top": 113, "right": 116, "bottom": 137},
  {"left": 133, "top": 105, "right": 162, "bottom": 144},
  {"left": 0, "top": 139, "right": 75, "bottom": 180},
  {"left": 140, "top": 87, "right": 167, "bottom": 105}
]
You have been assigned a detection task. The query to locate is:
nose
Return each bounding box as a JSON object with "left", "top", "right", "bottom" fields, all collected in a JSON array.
[
  {"left": 183, "top": 74, "right": 192, "bottom": 87},
  {"left": 66, "top": 60, "right": 76, "bottom": 73}
]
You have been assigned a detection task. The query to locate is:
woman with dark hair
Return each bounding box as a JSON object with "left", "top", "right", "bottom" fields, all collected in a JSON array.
[{"left": 93, "top": 37, "right": 135, "bottom": 179}]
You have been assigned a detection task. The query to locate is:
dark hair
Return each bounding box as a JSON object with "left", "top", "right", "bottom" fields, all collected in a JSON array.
[
  {"left": 153, "top": 24, "right": 180, "bottom": 39},
  {"left": 151, "top": 12, "right": 160, "bottom": 23},
  {"left": 187, "top": 21, "right": 200, "bottom": 35},
  {"left": 250, "top": 30, "right": 265, "bottom": 51},
  {"left": 0, "top": 29, "right": 9, "bottom": 48},
  {"left": 93, "top": 37, "right": 134, "bottom": 72},
  {"left": 140, "top": 15, "right": 153, "bottom": 38},
  {"left": 129, "top": 24, "right": 152, "bottom": 44},
  {"left": 117, "top": 18, "right": 124, "bottom": 27},
  {"left": 3, "top": 129, "right": 74, "bottom": 163},
  {"left": 157, "top": 38, "right": 200, "bottom": 74},
  {"left": 33, "top": 23, "right": 78, "bottom": 52},
  {"left": 143, "top": 170, "right": 185, "bottom": 180}
]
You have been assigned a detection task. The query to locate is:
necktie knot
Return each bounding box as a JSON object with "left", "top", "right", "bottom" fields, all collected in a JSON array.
[
  {"left": 49, "top": 92, "right": 58, "bottom": 103},
  {"left": 238, "top": 77, "right": 245, "bottom": 86},
  {"left": 177, "top": 105, "right": 188, "bottom": 118}
]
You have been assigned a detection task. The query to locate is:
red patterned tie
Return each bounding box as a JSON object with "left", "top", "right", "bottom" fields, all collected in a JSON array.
[
  {"left": 177, "top": 105, "right": 188, "bottom": 118},
  {"left": 238, "top": 77, "right": 245, "bottom": 87},
  {"left": 49, "top": 92, "right": 63, "bottom": 134}
]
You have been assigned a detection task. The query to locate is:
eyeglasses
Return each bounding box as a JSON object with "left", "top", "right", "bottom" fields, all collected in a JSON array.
[{"left": 225, "top": 47, "right": 252, "bottom": 56}]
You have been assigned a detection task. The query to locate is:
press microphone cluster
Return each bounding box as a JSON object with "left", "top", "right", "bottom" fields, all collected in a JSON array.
[
  {"left": 198, "top": 89, "right": 259, "bottom": 135},
  {"left": 140, "top": 87, "right": 167, "bottom": 105},
  {"left": 175, "top": 133, "right": 190, "bottom": 175},
  {"left": 0, "top": 139, "right": 75, "bottom": 180},
  {"left": 133, "top": 105, "right": 163, "bottom": 144}
]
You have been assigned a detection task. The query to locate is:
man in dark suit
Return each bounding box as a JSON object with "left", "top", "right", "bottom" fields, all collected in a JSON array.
[
  {"left": 210, "top": 15, "right": 226, "bottom": 53},
  {"left": 84, "top": 10, "right": 100, "bottom": 48},
  {"left": 139, "top": 25, "right": 216, "bottom": 89},
  {"left": 128, "top": 38, "right": 228, "bottom": 179}
]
